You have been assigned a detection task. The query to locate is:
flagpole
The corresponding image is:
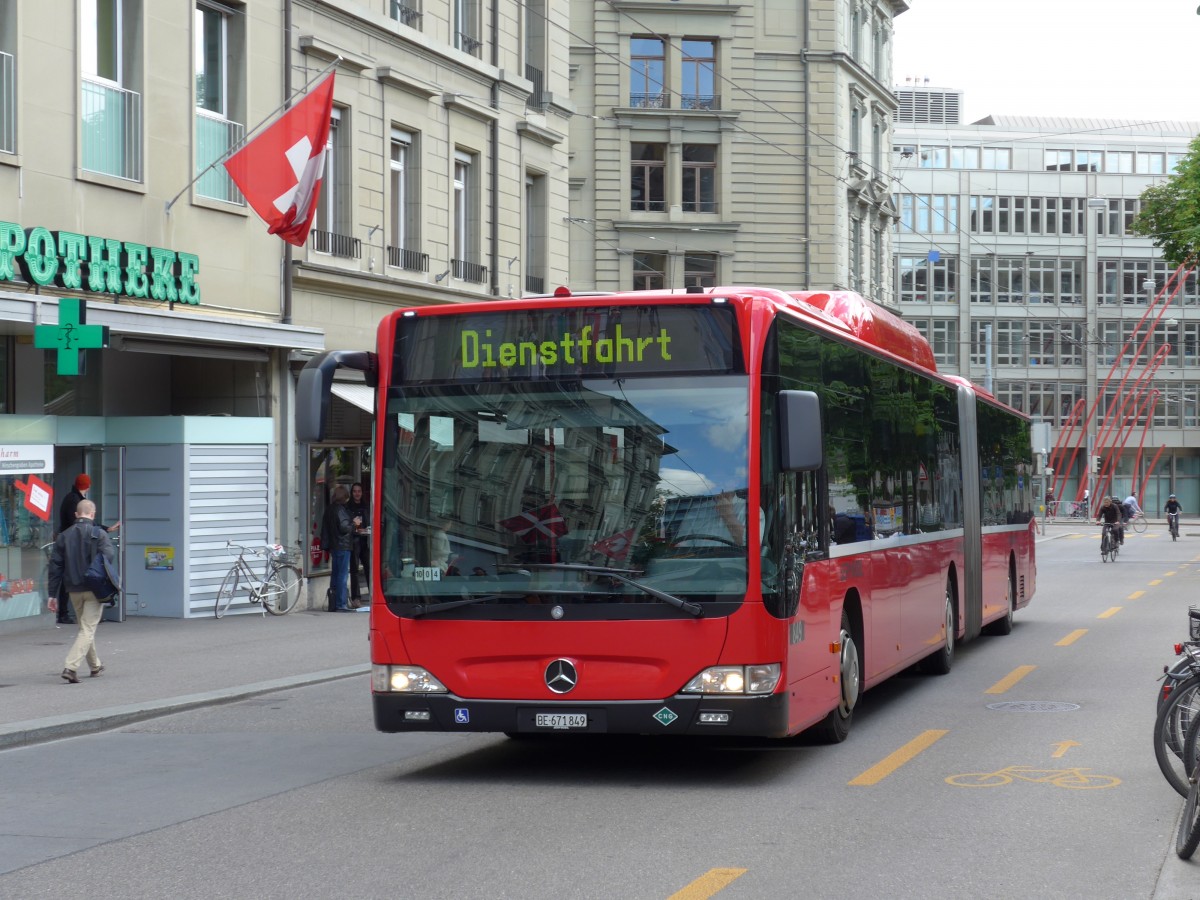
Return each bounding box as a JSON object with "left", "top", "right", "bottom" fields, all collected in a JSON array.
[{"left": 164, "top": 57, "right": 341, "bottom": 215}]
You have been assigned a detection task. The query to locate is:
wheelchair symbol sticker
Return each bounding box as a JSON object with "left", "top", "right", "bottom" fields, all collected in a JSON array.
[{"left": 454, "top": 708, "right": 470, "bottom": 724}]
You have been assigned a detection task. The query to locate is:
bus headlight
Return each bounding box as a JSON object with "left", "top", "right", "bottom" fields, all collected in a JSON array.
[
  {"left": 372, "top": 664, "right": 448, "bottom": 693},
  {"left": 682, "top": 664, "right": 780, "bottom": 695}
]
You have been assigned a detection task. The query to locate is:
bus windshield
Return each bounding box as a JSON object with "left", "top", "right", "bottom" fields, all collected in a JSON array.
[{"left": 378, "top": 375, "right": 751, "bottom": 619}]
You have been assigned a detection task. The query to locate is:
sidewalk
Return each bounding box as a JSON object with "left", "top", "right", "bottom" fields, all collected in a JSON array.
[{"left": 0, "top": 607, "right": 371, "bottom": 750}]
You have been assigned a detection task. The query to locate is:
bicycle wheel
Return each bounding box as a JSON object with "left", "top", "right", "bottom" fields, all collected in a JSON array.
[
  {"left": 262, "top": 564, "right": 303, "bottom": 615},
  {"left": 944, "top": 772, "right": 1012, "bottom": 787},
  {"left": 1177, "top": 715, "right": 1200, "bottom": 858},
  {"left": 214, "top": 567, "right": 240, "bottom": 618},
  {"left": 1131, "top": 515, "right": 1148, "bottom": 534},
  {"left": 1155, "top": 673, "right": 1200, "bottom": 797}
]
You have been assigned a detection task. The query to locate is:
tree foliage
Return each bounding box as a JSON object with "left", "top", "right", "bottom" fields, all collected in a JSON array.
[{"left": 1129, "top": 135, "right": 1200, "bottom": 267}]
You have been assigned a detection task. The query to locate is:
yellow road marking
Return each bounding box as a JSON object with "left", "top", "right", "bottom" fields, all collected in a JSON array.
[
  {"left": 1051, "top": 740, "right": 1080, "bottom": 758},
  {"left": 1149, "top": 579, "right": 1163, "bottom": 586},
  {"left": 668, "top": 869, "right": 747, "bottom": 900},
  {"left": 1098, "top": 607, "right": 1121, "bottom": 619},
  {"left": 1128, "top": 590, "right": 1145, "bottom": 600},
  {"left": 1166, "top": 571, "right": 1177, "bottom": 577},
  {"left": 849, "top": 729, "right": 948, "bottom": 786},
  {"left": 986, "top": 665, "right": 1037, "bottom": 694},
  {"left": 1057, "top": 629, "right": 1088, "bottom": 646}
]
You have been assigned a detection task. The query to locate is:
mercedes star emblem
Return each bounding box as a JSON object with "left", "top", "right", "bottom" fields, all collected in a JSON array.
[{"left": 545, "top": 658, "right": 578, "bottom": 694}]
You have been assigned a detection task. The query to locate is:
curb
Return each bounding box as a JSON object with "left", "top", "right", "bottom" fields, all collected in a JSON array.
[{"left": 0, "top": 663, "right": 370, "bottom": 751}]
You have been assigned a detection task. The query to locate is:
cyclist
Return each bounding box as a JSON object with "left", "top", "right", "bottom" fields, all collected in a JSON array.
[
  {"left": 1165, "top": 493, "right": 1183, "bottom": 534},
  {"left": 1097, "top": 496, "right": 1124, "bottom": 546},
  {"left": 1121, "top": 493, "right": 1142, "bottom": 528}
]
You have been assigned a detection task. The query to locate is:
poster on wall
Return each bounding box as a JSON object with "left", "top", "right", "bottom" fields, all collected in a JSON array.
[{"left": 145, "top": 547, "right": 175, "bottom": 570}]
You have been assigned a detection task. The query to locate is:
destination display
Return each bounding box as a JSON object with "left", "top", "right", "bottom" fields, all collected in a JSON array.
[{"left": 395, "top": 305, "right": 740, "bottom": 383}]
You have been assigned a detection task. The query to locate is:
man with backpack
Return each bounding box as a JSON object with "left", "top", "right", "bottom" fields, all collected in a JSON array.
[{"left": 48, "top": 499, "right": 115, "bottom": 684}]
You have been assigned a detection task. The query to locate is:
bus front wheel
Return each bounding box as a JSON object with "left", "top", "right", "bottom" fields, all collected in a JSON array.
[{"left": 810, "top": 609, "right": 860, "bottom": 744}]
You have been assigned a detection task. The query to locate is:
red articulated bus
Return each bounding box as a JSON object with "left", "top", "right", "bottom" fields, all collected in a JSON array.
[{"left": 297, "top": 286, "right": 1036, "bottom": 741}]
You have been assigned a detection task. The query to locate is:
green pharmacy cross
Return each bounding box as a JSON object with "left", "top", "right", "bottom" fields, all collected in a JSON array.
[{"left": 34, "top": 298, "right": 109, "bottom": 375}]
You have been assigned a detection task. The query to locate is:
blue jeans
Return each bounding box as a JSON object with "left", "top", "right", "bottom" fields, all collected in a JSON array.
[{"left": 331, "top": 550, "right": 351, "bottom": 610}]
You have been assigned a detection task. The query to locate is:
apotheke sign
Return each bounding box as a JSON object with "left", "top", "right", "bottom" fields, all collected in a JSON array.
[{"left": 0, "top": 221, "right": 200, "bottom": 305}]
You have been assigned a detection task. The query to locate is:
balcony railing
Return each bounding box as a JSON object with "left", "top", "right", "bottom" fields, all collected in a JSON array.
[
  {"left": 311, "top": 230, "right": 362, "bottom": 259},
  {"left": 680, "top": 94, "right": 720, "bottom": 111},
  {"left": 629, "top": 92, "right": 668, "bottom": 109},
  {"left": 390, "top": 0, "right": 422, "bottom": 26},
  {"left": 0, "top": 51, "right": 14, "bottom": 154},
  {"left": 525, "top": 273, "right": 545, "bottom": 294},
  {"left": 455, "top": 32, "right": 482, "bottom": 56},
  {"left": 452, "top": 258, "right": 488, "bottom": 283},
  {"left": 525, "top": 64, "right": 546, "bottom": 110},
  {"left": 387, "top": 246, "right": 429, "bottom": 272},
  {"left": 195, "top": 111, "right": 245, "bottom": 204},
  {"left": 81, "top": 76, "right": 143, "bottom": 181}
]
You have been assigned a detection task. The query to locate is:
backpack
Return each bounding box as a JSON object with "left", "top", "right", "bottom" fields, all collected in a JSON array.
[{"left": 84, "top": 529, "right": 120, "bottom": 605}]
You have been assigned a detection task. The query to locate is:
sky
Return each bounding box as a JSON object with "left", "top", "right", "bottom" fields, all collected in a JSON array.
[{"left": 892, "top": 0, "right": 1200, "bottom": 125}]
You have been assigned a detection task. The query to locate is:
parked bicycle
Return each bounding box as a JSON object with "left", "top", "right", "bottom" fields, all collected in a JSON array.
[
  {"left": 1100, "top": 522, "right": 1120, "bottom": 562},
  {"left": 1153, "top": 609, "right": 1200, "bottom": 797},
  {"left": 214, "top": 541, "right": 304, "bottom": 618},
  {"left": 1178, "top": 710, "right": 1200, "bottom": 858}
]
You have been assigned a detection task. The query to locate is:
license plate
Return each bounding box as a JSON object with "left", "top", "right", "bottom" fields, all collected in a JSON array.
[{"left": 534, "top": 713, "right": 588, "bottom": 730}]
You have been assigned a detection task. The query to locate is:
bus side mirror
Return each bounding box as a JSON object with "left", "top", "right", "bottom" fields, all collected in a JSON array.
[
  {"left": 778, "top": 390, "right": 823, "bottom": 471},
  {"left": 296, "top": 350, "right": 376, "bottom": 443}
]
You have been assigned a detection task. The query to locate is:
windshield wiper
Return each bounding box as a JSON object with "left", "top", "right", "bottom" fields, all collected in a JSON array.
[
  {"left": 409, "top": 593, "right": 506, "bottom": 618},
  {"left": 516, "top": 563, "right": 704, "bottom": 617}
]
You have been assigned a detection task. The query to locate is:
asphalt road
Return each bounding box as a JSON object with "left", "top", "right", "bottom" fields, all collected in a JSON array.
[{"left": 1, "top": 526, "right": 1197, "bottom": 899}]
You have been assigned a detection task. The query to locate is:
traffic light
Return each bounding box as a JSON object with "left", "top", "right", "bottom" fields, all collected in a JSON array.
[{"left": 1091, "top": 455, "right": 1101, "bottom": 474}]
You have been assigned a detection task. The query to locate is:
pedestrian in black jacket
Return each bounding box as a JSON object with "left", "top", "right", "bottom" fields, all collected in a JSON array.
[
  {"left": 321, "top": 485, "right": 357, "bottom": 612},
  {"left": 49, "top": 499, "right": 114, "bottom": 683}
]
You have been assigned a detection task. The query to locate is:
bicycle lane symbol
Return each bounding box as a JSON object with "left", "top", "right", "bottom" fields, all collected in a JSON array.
[{"left": 945, "top": 765, "right": 1121, "bottom": 790}]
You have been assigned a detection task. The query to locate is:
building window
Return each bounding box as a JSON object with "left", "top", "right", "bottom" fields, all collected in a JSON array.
[
  {"left": 630, "top": 142, "right": 666, "bottom": 211},
  {"left": 0, "top": 0, "right": 13, "bottom": 155},
  {"left": 929, "top": 256, "right": 956, "bottom": 302},
  {"left": 524, "top": 0, "right": 546, "bottom": 108},
  {"left": 633, "top": 252, "right": 666, "bottom": 290},
  {"left": 81, "top": 0, "right": 143, "bottom": 181},
  {"left": 849, "top": 216, "right": 862, "bottom": 292},
  {"left": 454, "top": 0, "right": 481, "bottom": 55},
  {"left": 630, "top": 37, "right": 665, "bottom": 108},
  {"left": 524, "top": 172, "right": 547, "bottom": 294},
  {"left": 312, "top": 108, "right": 360, "bottom": 258},
  {"left": 898, "top": 255, "right": 927, "bottom": 303},
  {"left": 1106, "top": 150, "right": 1133, "bottom": 173},
  {"left": 451, "top": 150, "right": 485, "bottom": 282},
  {"left": 388, "top": 128, "right": 426, "bottom": 271},
  {"left": 681, "top": 144, "right": 716, "bottom": 212},
  {"left": 390, "top": 0, "right": 422, "bottom": 28},
  {"left": 194, "top": 2, "right": 244, "bottom": 204},
  {"left": 684, "top": 252, "right": 717, "bottom": 289},
  {"left": 897, "top": 194, "right": 958, "bottom": 233},
  {"left": 681, "top": 39, "right": 716, "bottom": 109},
  {"left": 1136, "top": 151, "right": 1166, "bottom": 174}
]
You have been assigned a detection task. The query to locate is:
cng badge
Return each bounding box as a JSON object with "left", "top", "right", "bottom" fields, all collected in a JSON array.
[{"left": 653, "top": 707, "right": 678, "bottom": 727}]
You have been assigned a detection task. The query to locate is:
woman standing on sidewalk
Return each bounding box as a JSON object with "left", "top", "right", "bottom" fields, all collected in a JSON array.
[{"left": 346, "top": 482, "right": 370, "bottom": 607}]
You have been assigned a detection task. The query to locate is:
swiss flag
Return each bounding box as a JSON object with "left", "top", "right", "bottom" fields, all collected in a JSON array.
[
  {"left": 224, "top": 73, "right": 336, "bottom": 246},
  {"left": 591, "top": 528, "right": 635, "bottom": 561},
  {"left": 499, "top": 504, "right": 569, "bottom": 543}
]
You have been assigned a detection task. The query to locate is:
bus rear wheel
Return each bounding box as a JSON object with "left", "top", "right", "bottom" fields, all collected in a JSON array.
[{"left": 809, "top": 609, "right": 860, "bottom": 744}]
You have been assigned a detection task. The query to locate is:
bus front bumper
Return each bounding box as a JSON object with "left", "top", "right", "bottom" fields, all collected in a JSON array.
[{"left": 373, "top": 691, "right": 790, "bottom": 737}]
